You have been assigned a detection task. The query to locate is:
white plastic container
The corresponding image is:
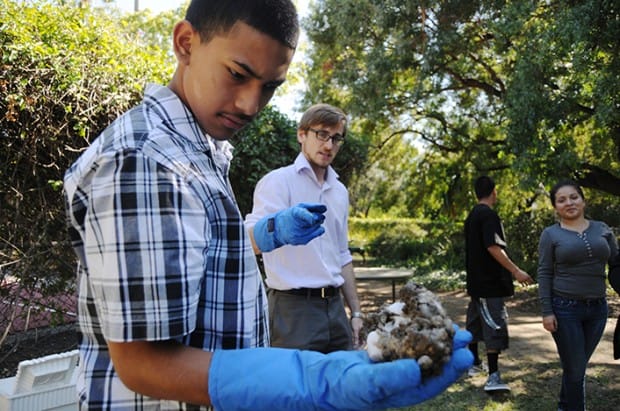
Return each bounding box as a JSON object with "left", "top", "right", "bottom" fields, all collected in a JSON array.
[{"left": 0, "top": 350, "right": 79, "bottom": 411}]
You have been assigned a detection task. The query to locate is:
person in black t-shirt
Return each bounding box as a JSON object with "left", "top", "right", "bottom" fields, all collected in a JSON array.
[{"left": 464, "top": 176, "right": 534, "bottom": 393}]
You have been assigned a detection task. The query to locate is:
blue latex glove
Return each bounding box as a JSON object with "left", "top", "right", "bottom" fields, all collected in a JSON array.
[
  {"left": 209, "top": 328, "right": 473, "bottom": 411},
  {"left": 253, "top": 202, "right": 327, "bottom": 252}
]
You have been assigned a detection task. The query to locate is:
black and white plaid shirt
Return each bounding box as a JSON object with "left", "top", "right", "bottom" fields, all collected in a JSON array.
[{"left": 64, "top": 84, "right": 268, "bottom": 410}]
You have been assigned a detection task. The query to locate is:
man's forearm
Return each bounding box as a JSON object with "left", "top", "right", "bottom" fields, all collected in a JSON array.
[
  {"left": 340, "top": 262, "right": 361, "bottom": 313},
  {"left": 488, "top": 245, "right": 533, "bottom": 285},
  {"left": 487, "top": 245, "right": 518, "bottom": 274},
  {"left": 107, "top": 340, "right": 213, "bottom": 405}
]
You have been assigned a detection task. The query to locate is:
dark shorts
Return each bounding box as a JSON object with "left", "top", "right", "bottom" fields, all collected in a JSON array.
[
  {"left": 267, "top": 288, "right": 353, "bottom": 353},
  {"left": 466, "top": 296, "right": 509, "bottom": 351}
]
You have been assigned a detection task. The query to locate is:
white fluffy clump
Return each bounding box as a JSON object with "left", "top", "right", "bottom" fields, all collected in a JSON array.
[{"left": 363, "top": 282, "right": 455, "bottom": 377}]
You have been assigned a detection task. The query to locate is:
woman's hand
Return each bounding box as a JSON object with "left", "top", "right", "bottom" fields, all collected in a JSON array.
[{"left": 542, "top": 314, "right": 557, "bottom": 333}]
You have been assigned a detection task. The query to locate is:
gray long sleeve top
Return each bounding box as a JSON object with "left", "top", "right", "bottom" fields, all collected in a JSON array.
[{"left": 537, "top": 220, "right": 618, "bottom": 316}]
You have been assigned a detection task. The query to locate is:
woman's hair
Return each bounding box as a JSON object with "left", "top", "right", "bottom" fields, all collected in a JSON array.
[
  {"left": 185, "top": 0, "right": 299, "bottom": 49},
  {"left": 549, "top": 179, "right": 585, "bottom": 207},
  {"left": 298, "top": 104, "right": 348, "bottom": 137}
]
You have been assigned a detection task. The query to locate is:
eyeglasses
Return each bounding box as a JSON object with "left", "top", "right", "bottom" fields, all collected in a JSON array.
[{"left": 308, "top": 128, "right": 345, "bottom": 146}]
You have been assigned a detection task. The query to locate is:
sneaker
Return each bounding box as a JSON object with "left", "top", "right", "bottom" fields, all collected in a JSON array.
[
  {"left": 484, "top": 371, "right": 510, "bottom": 393},
  {"left": 467, "top": 362, "right": 488, "bottom": 377}
]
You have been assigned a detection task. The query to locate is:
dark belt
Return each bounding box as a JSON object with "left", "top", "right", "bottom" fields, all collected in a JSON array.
[{"left": 275, "top": 286, "right": 341, "bottom": 298}]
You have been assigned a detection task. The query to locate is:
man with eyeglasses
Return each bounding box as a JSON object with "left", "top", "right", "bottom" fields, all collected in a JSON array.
[{"left": 245, "top": 103, "right": 365, "bottom": 353}]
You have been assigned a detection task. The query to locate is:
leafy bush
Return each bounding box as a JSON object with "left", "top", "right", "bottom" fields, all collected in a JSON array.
[
  {"left": 230, "top": 107, "right": 299, "bottom": 216},
  {"left": 504, "top": 208, "right": 556, "bottom": 277},
  {"left": 349, "top": 218, "right": 456, "bottom": 270},
  {"left": 370, "top": 230, "right": 434, "bottom": 267},
  {"left": 349, "top": 212, "right": 556, "bottom": 280},
  {"left": 0, "top": 1, "right": 175, "bottom": 301},
  {"left": 349, "top": 217, "right": 426, "bottom": 245}
]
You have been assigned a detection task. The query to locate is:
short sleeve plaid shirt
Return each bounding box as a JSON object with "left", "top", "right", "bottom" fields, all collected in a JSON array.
[{"left": 64, "top": 84, "right": 268, "bottom": 410}]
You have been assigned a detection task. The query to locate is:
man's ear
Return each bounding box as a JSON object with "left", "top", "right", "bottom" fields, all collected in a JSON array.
[
  {"left": 297, "top": 129, "right": 306, "bottom": 144},
  {"left": 172, "top": 20, "right": 195, "bottom": 65}
]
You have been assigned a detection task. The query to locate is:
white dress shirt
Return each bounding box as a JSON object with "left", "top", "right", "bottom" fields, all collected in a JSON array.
[{"left": 245, "top": 153, "right": 353, "bottom": 290}]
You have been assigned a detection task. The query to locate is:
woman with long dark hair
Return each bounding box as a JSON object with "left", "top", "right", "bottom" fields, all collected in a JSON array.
[{"left": 538, "top": 179, "right": 618, "bottom": 411}]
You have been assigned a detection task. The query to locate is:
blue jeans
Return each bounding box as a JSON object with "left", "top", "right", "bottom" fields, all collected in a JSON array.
[{"left": 551, "top": 295, "right": 608, "bottom": 411}]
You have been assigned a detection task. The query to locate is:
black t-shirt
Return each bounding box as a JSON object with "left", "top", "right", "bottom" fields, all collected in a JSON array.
[{"left": 464, "top": 204, "right": 514, "bottom": 297}]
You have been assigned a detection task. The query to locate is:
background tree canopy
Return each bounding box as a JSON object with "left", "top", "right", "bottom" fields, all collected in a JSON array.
[{"left": 302, "top": 0, "right": 620, "bottom": 225}]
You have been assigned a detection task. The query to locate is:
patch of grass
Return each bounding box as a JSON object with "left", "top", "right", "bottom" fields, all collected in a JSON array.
[{"left": 390, "top": 360, "right": 620, "bottom": 411}]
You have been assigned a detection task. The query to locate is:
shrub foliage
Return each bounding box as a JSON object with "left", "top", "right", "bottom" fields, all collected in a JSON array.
[{"left": 0, "top": 1, "right": 173, "bottom": 302}]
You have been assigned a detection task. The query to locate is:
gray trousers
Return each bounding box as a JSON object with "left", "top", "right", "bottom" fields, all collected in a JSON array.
[{"left": 267, "top": 289, "right": 353, "bottom": 353}]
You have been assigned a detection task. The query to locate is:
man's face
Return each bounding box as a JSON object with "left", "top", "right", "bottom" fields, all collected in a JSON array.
[
  {"left": 297, "top": 121, "right": 345, "bottom": 171},
  {"left": 173, "top": 21, "right": 295, "bottom": 140}
]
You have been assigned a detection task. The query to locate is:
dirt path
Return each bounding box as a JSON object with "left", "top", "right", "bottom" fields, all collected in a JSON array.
[{"left": 436, "top": 288, "right": 619, "bottom": 366}]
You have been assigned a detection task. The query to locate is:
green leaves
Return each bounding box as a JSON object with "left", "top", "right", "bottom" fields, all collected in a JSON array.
[
  {"left": 304, "top": 0, "right": 620, "bottom": 220},
  {"left": 0, "top": 0, "right": 181, "bottom": 299}
]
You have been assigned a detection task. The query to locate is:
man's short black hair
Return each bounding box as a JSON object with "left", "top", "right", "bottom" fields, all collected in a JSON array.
[
  {"left": 185, "top": 0, "right": 299, "bottom": 49},
  {"left": 474, "top": 175, "right": 495, "bottom": 199}
]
